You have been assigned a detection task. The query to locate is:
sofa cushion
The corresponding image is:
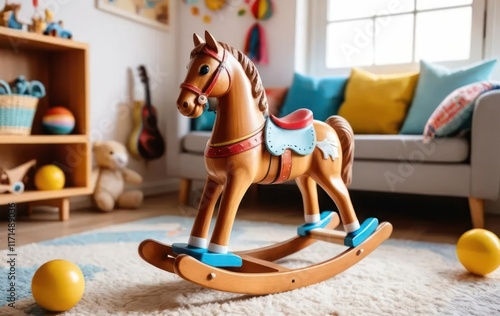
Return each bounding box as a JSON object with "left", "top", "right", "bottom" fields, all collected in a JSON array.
[
  {"left": 354, "top": 135, "right": 469, "bottom": 163},
  {"left": 183, "top": 131, "right": 211, "bottom": 154},
  {"left": 338, "top": 68, "right": 419, "bottom": 134},
  {"left": 280, "top": 73, "right": 347, "bottom": 122},
  {"left": 423, "top": 81, "right": 500, "bottom": 142},
  {"left": 400, "top": 59, "right": 497, "bottom": 134}
]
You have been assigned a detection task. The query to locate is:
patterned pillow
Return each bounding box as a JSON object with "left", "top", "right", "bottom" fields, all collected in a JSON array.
[{"left": 423, "top": 81, "right": 500, "bottom": 143}]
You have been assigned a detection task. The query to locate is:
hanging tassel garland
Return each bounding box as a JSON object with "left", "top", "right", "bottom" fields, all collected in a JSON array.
[{"left": 244, "top": 23, "right": 268, "bottom": 65}]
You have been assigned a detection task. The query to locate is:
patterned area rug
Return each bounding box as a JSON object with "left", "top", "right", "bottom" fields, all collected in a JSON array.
[{"left": 0, "top": 215, "right": 499, "bottom": 315}]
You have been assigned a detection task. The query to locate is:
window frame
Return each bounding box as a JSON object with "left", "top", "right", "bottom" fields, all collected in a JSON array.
[{"left": 306, "top": 0, "right": 486, "bottom": 76}]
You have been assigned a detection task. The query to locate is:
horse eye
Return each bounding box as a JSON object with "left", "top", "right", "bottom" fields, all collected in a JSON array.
[{"left": 199, "top": 65, "right": 210, "bottom": 76}]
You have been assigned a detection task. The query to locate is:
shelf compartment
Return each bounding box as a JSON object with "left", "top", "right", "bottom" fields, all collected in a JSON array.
[
  {"left": 0, "top": 31, "right": 88, "bottom": 135},
  {"left": 0, "top": 143, "right": 91, "bottom": 196}
]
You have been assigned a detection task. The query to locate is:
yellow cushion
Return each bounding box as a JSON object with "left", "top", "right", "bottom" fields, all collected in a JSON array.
[{"left": 338, "top": 68, "right": 419, "bottom": 134}]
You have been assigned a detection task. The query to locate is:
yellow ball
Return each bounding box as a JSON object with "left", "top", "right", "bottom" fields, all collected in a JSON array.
[
  {"left": 456, "top": 229, "right": 500, "bottom": 276},
  {"left": 34, "top": 164, "right": 65, "bottom": 190},
  {"left": 31, "top": 259, "right": 85, "bottom": 312}
]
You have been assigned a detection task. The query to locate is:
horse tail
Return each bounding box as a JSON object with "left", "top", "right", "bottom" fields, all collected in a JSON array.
[{"left": 326, "top": 115, "right": 354, "bottom": 186}]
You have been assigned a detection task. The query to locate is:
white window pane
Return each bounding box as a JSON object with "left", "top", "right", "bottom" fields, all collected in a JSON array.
[
  {"left": 374, "top": 14, "right": 414, "bottom": 65},
  {"left": 417, "top": 0, "right": 472, "bottom": 10},
  {"left": 328, "top": 0, "right": 414, "bottom": 21},
  {"left": 415, "top": 7, "right": 472, "bottom": 62},
  {"left": 326, "top": 20, "right": 374, "bottom": 68}
]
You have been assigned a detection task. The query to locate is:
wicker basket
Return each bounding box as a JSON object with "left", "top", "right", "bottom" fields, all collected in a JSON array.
[{"left": 0, "top": 94, "right": 39, "bottom": 135}]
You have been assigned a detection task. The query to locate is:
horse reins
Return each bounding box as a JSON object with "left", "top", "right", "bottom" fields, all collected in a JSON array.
[{"left": 180, "top": 46, "right": 231, "bottom": 106}]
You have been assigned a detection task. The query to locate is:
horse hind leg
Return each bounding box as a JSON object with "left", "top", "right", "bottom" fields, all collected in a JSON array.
[
  {"left": 315, "top": 174, "right": 379, "bottom": 247},
  {"left": 296, "top": 175, "right": 321, "bottom": 223},
  {"left": 315, "top": 174, "right": 360, "bottom": 233}
]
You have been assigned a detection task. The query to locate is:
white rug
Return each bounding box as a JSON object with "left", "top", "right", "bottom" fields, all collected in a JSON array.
[{"left": 0, "top": 215, "right": 499, "bottom": 316}]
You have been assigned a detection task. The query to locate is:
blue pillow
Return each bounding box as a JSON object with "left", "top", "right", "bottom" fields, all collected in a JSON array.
[
  {"left": 279, "top": 73, "right": 348, "bottom": 122},
  {"left": 192, "top": 109, "right": 216, "bottom": 131},
  {"left": 400, "top": 59, "right": 497, "bottom": 134}
]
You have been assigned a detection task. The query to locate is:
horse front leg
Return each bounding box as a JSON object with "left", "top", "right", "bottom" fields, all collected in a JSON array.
[
  {"left": 188, "top": 177, "right": 222, "bottom": 249},
  {"left": 208, "top": 173, "right": 252, "bottom": 254}
]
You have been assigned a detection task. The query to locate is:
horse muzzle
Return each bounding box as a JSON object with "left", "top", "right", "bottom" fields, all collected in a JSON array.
[{"left": 176, "top": 97, "right": 204, "bottom": 118}]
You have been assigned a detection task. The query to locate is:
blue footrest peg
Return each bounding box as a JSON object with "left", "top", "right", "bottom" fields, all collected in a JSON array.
[
  {"left": 172, "top": 243, "right": 243, "bottom": 267},
  {"left": 344, "top": 218, "right": 379, "bottom": 247},
  {"left": 297, "top": 211, "right": 334, "bottom": 236}
]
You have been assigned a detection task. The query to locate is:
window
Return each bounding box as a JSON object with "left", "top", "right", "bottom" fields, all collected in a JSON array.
[{"left": 306, "top": 0, "right": 486, "bottom": 75}]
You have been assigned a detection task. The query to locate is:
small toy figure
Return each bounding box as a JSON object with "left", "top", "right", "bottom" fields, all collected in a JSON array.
[
  {"left": 0, "top": 159, "right": 36, "bottom": 194},
  {"left": 138, "top": 31, "right": 392, "bottom": 295},
  {"left": 29, "top": 4, "right": 47, "bottom": 34},
  {"left": 43, "top": 9, "right": 72, "bottom": 39},
  {"left": 92, "top": 141, "right": 143, "bottom": 212},
  {"left": 1, "top": 4, "right": 24, "bottom": 29}
]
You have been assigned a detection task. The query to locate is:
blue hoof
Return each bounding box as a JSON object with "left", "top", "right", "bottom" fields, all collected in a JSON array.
[
  {"left": 297, "top": 211, "right": 334, "bottom": 236},
  {"left": 344, "top": 218, "right": 379, "bottom": 247},
  {"left": 172, "top": 243, "right": 242, "bottom": 267}
]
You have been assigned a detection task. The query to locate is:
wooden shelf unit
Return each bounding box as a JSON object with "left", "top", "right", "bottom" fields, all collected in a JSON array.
[{"left": 0, "top": 28, "right": 91, "bottom": 221}]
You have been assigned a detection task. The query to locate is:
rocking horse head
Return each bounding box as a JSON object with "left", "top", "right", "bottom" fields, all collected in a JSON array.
[
  {"left": 176, "top": 31, "right": 232, "bottom": 118},
  {"left": 177, "top": 30, "right": 268, "bottom": 119}
]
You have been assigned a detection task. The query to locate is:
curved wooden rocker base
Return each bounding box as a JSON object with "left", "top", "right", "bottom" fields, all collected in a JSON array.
[{"left": 138, "top": 213, "right": 393, "bottom": 295}]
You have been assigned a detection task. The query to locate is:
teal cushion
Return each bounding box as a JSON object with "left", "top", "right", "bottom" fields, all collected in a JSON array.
[
  {"left": 191, "top": 98, "right": 216, "bottom": 131},
  {"left": 279, "top": 73, "right": 348, "bottom": 122},
  {"left": 192, "top": 109, "right": 216, "bottom": 131},
  {"left": 400, "top": 59, "right": 497, "bottom": 134}
]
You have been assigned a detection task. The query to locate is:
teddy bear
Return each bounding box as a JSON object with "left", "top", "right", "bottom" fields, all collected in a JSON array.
[{"left": 92, "top": 140, "right": 143, "bottom": 212}]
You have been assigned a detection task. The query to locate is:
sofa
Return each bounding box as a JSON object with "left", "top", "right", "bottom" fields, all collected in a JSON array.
[{"left": 167, "top": 61, "right": 500, "bottom": 229}]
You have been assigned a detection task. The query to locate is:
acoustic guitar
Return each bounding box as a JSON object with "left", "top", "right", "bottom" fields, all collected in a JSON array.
[{"left": 128, "top": 65, "right": 165, "bottom": 160}]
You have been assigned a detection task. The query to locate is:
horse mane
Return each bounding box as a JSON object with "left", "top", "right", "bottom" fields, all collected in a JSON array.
[{"left": 190, "top": 43, "right": 268, "bottom": 113}]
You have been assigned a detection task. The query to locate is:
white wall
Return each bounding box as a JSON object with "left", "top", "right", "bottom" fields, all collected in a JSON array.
[
  {"left": 485, "top": 0, "right": 500, "bottom": 80},
  {"left": 15, "top": 0, "right": 179, "bottom": 197},
  {"left": 176, "top": 0, "right": 297, "bottom": 87}
]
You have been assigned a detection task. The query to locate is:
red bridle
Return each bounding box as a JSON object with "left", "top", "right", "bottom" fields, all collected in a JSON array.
[{"left": 180, "top": 46, "right": 231, "bottom": 106}]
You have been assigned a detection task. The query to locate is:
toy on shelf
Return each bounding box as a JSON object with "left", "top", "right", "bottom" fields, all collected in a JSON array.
[
  {"left": 34, "top": 164, "right": 65, "bottom": 191},
  {"left": 0, "top": 3, "right": 24, "bottom": 30},
  {"left": 29, "top": 0, "right": 47, "bottom": 34},
  {"left": 43, "top": 9, "right": 72, "bottom": 39},
  {"left": 93, "top": 141, "right": 143, "bottom": 212},
  {"left": 32, "top": 259, "right": 85, "bottom": 312},
  {"left": 42, "top": 106, "right": 75, "bottom": 135},
  {"left": 457, "top": 228, "right": 500, "bottom": 276},
  {"left": 0, "top": 76, "right": 46, "bottom": 135},
  {"left": 0, "top": 159, "right": 36, "bottom": 194},
  {"left": 138, "top": 31, "right": 393, "bottom": 295}
]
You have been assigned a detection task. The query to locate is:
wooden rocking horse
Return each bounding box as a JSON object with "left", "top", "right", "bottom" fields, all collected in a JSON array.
[{"left": 139, "top": 31, "right": 393, "bottom": 295}]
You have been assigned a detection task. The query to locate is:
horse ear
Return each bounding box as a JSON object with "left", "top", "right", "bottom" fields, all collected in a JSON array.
[
  {"left": 193, "top": 33, "right": 204, "bottom": 47},
  {"left": 204, "top": 30, "right": 220, "bottom": 54}
]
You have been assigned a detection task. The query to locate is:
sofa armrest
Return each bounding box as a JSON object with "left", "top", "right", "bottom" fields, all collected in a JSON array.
[{"left": 470, "top": 89, "right": 500, "bottom": 199}]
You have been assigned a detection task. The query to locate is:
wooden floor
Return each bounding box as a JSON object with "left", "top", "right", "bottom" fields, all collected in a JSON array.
[{"left": 1, "top": 187, "right": 500, "bottom": 250}]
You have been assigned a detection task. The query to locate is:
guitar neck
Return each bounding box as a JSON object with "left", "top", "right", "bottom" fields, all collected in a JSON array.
[{"left": 144, "top": 82, "right": 152, "bottom": 110}]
